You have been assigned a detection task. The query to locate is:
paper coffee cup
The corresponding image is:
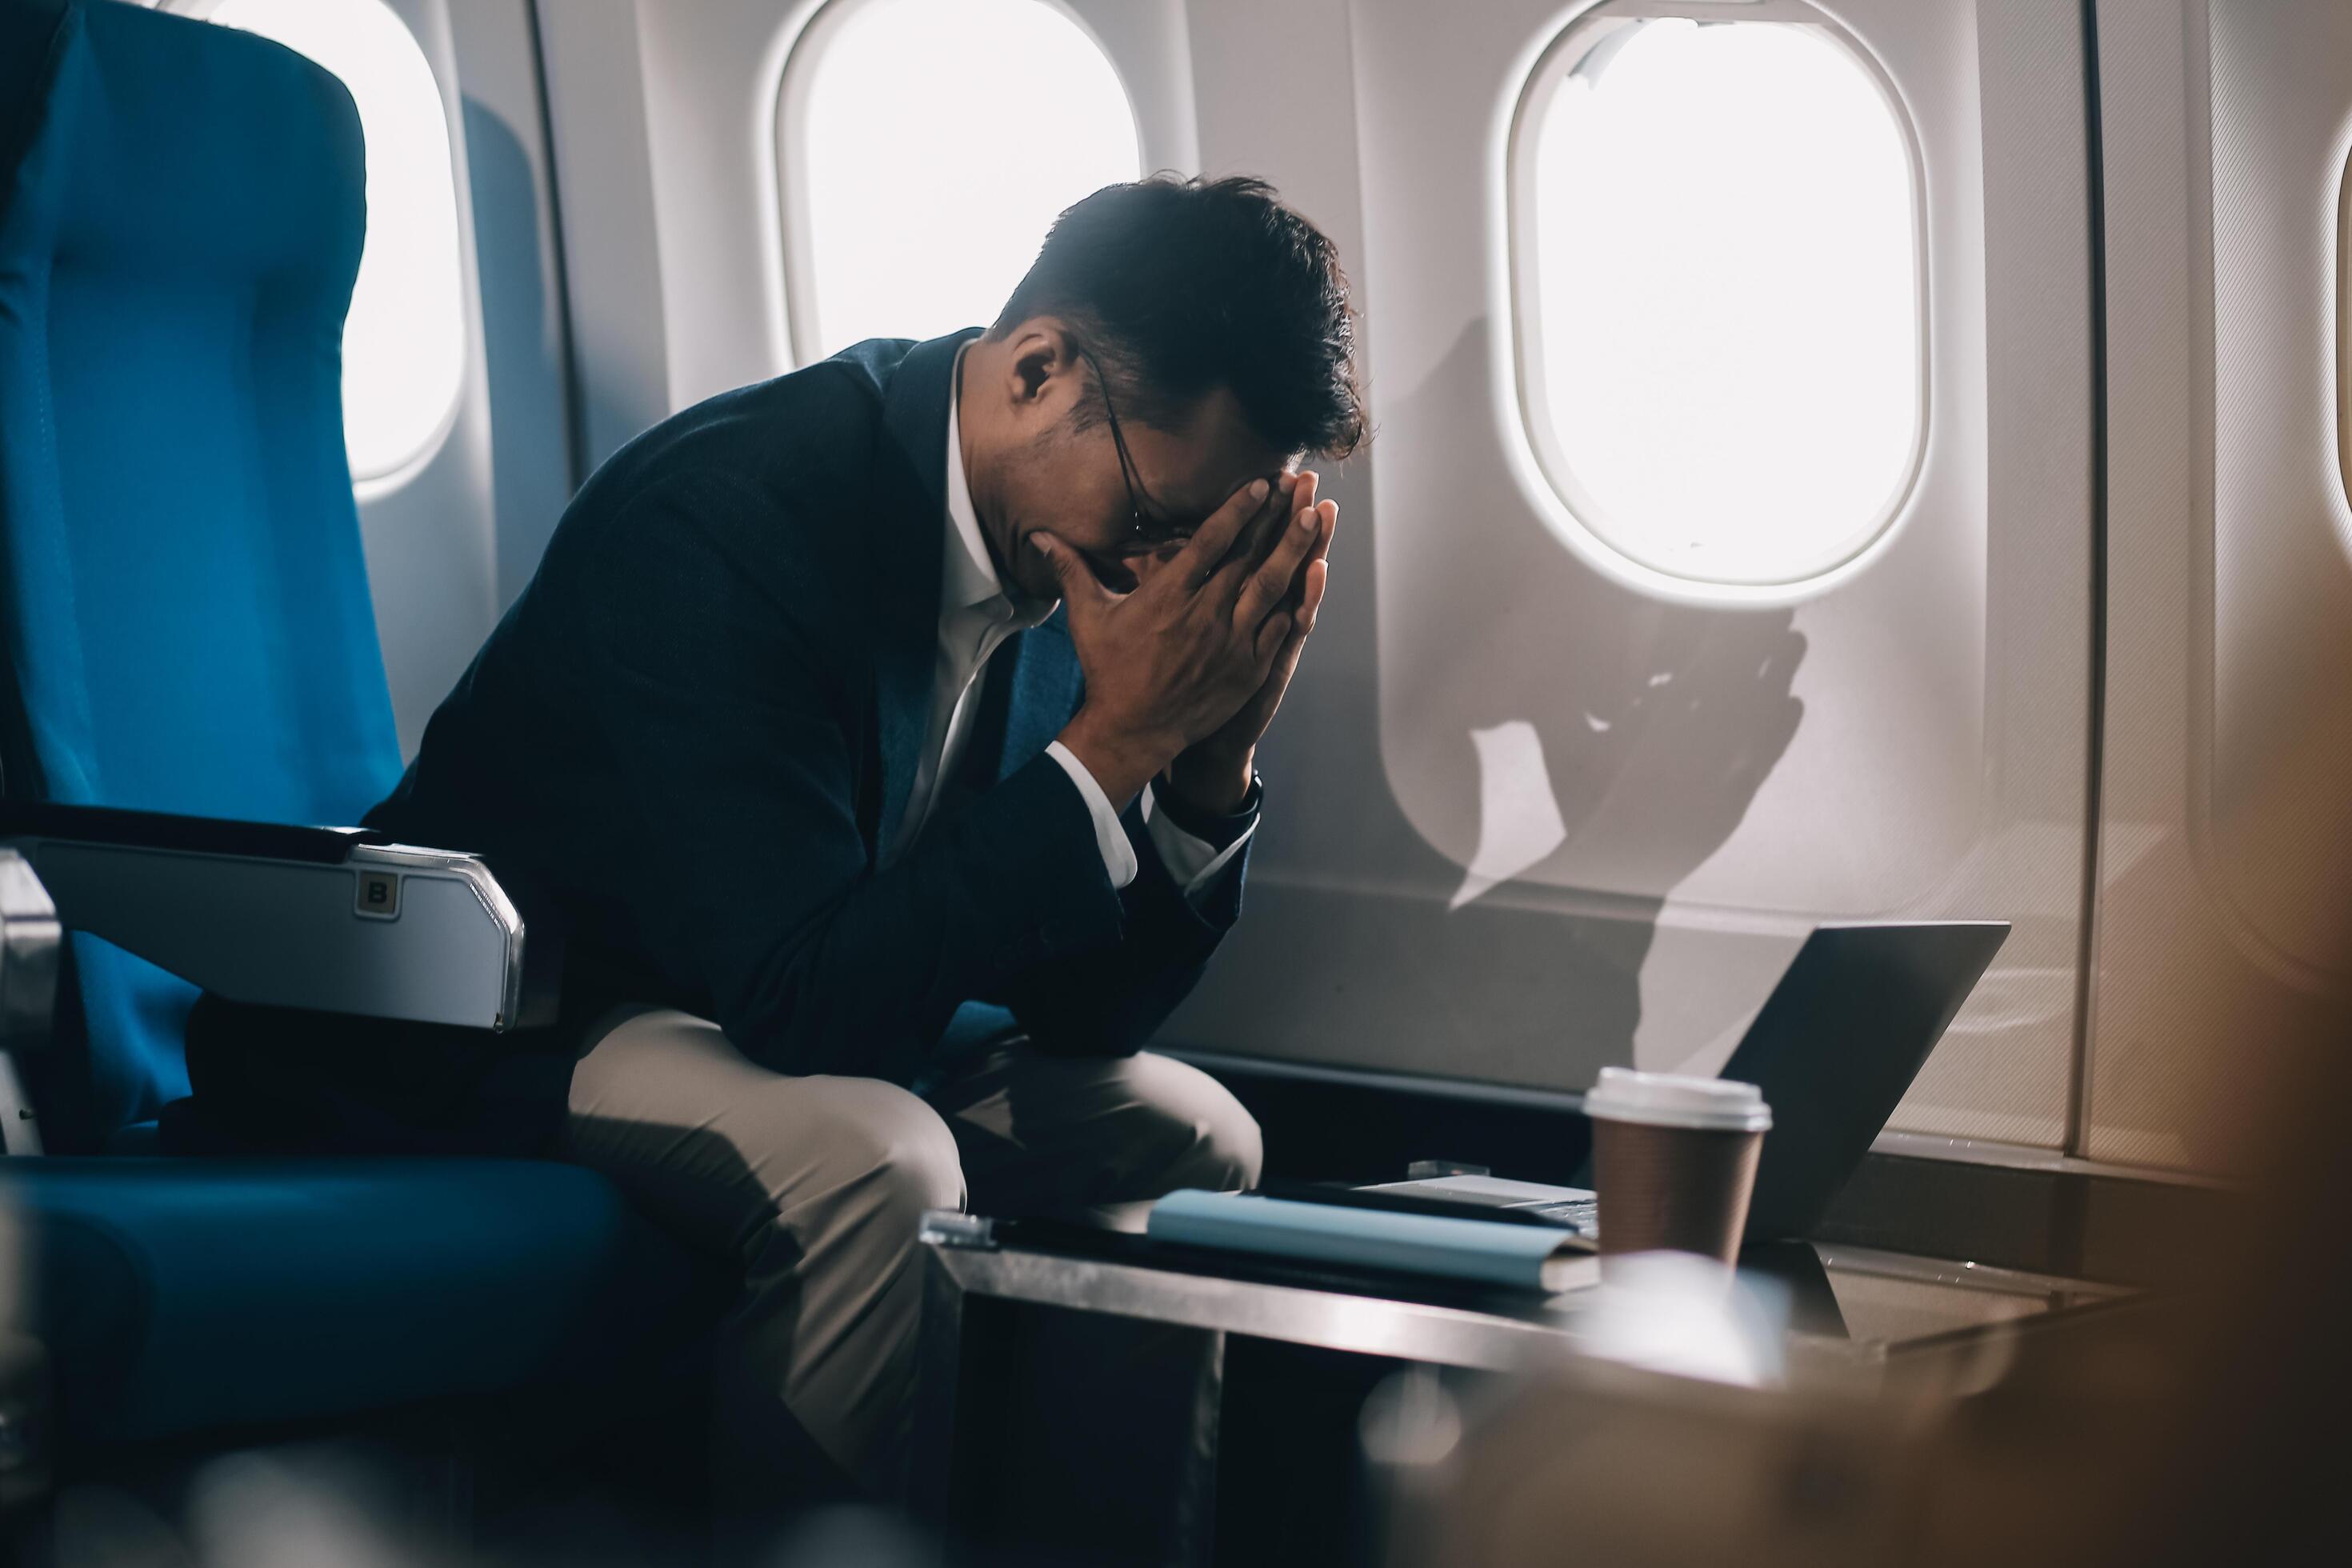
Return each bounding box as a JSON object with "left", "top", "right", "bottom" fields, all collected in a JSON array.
[{"left": 1583, "top": 1068, "right": 1771, "bottom": 1264}]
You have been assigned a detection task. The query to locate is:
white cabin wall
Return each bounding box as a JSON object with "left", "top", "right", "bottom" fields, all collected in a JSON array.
[
  {"left": 1165, "top": 0, "right": 2095, "bottom": 1157},
  {"left": 2089, "top": 0, "right": 2351, "bottom": 1171},
  {"left": 532, "top": 0, "right": 674, "bottom": 474},
  {"left": 628, "top": 0, "right": 817, "bottom": 406},
  {"left": 1919, "top": 0, "right": 2098, "bottom": 1148},
  {"left": 446, "top": 0, "right": 578, "bottom": 611}
]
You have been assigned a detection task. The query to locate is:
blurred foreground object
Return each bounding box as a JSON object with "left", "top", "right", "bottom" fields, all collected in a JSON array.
[
  {"left": 1366, "top": 1354, "right": 1932, "bottom": 1567},
  {"left": 0, "top": 1317, "right": 52, "bottom": 1518}
]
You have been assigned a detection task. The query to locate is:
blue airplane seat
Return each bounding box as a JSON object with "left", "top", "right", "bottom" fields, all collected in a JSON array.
[
  {"left": 0, "top": 0, "right": 722, "bottom": 1452},
  {"left": 1, "top": 0, "right": 395, "bottom": 1136},
  {"left": 8, "top": 1155, "right": 714, "bottom": 1450}
]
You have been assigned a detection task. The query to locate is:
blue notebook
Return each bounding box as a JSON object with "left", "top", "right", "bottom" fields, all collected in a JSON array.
[{"left": 1146, "top": 1189, "right": 1598, "bottom": 1294}]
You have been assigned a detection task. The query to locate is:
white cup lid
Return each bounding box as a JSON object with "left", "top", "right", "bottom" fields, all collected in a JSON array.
[{"left": 1582, "top": 1067, "right": 1772, "bottom": 1133}]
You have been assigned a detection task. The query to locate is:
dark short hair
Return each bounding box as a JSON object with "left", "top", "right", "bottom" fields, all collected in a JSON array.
[{"left": 994, "top": 175, "right": 1366, "bottom": 461}]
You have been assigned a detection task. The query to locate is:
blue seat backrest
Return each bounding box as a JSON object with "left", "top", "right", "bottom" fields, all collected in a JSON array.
[{"left": 0, "top": 0, "right": 403, "bottom": 1140}]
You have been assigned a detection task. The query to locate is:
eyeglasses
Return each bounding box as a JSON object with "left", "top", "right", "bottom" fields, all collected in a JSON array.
[{"left": 1072, "top": 343, "right": 1194, "bottom": 552}]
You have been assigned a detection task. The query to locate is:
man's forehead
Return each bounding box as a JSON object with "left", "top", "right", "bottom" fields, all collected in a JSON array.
[{"left": 1144, "top": 386, "right": 1292, "bottom": 514}]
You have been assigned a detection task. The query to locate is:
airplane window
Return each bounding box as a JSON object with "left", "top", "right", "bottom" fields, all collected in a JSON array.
[
  {"left": 2341, "top": 150, "right": 2351, "bottom": 508},
  {"left": 780, "top": 0, "right": 1142, "bottom": 361},
  {"left": 206, "top": 0, "right": 467, "bottom": 483},
  {"left": 1510, "top": 14, "right": 1924, "bottom": 587}
]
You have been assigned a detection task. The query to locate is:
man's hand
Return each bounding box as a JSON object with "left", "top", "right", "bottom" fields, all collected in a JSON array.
[
  {"left": 1164, "top": 470, "right": 1338, "bottom": 814},
  {"left": 1034, "top": 473, "right": 1326, "bottom": 810}
]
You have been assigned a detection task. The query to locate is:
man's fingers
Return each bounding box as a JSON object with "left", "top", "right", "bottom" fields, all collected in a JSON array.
[
  {"left": 1028, "top": 531, "right": 1120, "bottom": 614},
  {"left": 1175, "top": 477, "right": 1272, "bottom": 581},
  {"left": 1282, "top": 499, "right": 1338, "bottom": 606},
  {"left": 1254, "top": 470, "right": 1307, "bottom": 559},
  {"left": 1251, "top": 470, "right": 1318, "bottom": 585},
  {"left": 1207, "top": 478, "right": 1304, "bottom": 605},
  {"left": 1122, "top": 542, "right": 1189, "bottom": 594},
  {"left": 1234, "top": 503, "right": 1322, "bottom": 628},
  {"left": 1296, "top": 556, "right": 1328, "bottom": 633},
  {"left": 1262, "top": 562, "right": 1324, "bottom": 679},
  {"left": 1254, "top": 610, "right": 1296, "bottom": 667},
  {"left": 1212, "top": 475, "right": 1293, "bottom": 583}
]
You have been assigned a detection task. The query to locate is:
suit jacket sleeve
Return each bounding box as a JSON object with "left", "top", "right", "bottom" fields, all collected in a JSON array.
[
  {"left": 989, "top": 795, "right": 1251, "bottom": 1058},
  {"left": 539, "top": 484, "right": 1129, "bottom": 1084}
]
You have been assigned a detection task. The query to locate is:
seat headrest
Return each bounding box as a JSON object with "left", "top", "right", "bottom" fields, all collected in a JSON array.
[{"left": 5, "top": 0, "right": 365, "bottom": 293}]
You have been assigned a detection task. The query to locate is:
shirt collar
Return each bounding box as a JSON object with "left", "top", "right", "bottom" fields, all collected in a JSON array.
[{"left": 945, "top": 345, "right": 1055, "bottom": 626}]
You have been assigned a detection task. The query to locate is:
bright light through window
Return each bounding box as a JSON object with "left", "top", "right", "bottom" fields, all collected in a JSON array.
[
  {"left": 784, "top": 0, "right": 1142, "bottom": 360},
  {"left": 210, "top": 0, "right": 466, "bottom": 482},
  {"left": 1514, "top": 17, "right": 1922, "bottom": 586}
]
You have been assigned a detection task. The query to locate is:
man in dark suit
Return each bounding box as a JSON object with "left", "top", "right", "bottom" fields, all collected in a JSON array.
[{"left": 354, "top": 175, "right": 1359, "bottom": 1494}]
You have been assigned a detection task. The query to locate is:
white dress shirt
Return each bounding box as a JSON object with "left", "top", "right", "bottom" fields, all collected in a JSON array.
[{"left": 880, "top": 349, "right": 1256, "bottom": 898}]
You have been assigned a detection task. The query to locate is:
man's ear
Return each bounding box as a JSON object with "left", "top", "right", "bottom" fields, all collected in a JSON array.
[{"left": 1006, "top": 320, "right": 1075, "bottom": 410}]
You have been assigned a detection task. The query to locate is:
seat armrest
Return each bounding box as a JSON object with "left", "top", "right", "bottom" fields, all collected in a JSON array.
[
  {"left": 0, "top": 849, "right": 59, "bottom": 1051},
  {"left": 0, "top": 808, "right": 558, "bottom": 1034},
  {"left": 0, "top": 849, "right": 60, "bottom": 1154},
  {"left": 0, "top": 801, "right": 386, "bottom": 865}
]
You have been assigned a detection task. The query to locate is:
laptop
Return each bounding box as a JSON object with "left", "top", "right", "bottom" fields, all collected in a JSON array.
[{"left": 1323, "top": 920, "right": 2010, "bottom": 1244}]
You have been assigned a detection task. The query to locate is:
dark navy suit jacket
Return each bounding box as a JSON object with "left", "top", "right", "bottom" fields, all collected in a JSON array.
[{"left": 364, "top": 330, "right": 1249, "bottom": 1088}]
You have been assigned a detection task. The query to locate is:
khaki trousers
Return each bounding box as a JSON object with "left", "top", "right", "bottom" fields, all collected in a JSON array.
[{"left": 563, "top": 1007, "right": 1263, "bottom": 1498}]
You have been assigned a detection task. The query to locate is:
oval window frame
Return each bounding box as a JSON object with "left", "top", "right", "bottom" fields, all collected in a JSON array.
[
  {"left": 773, "top": 0, "right": 1145, "bottom": 368},
  {"left": 185, "top": 0, "right": 470, "bottom": 488},
  {"left": 2338, "top": 143, "right": 2351, "bottom": 514},
  {"left": 1499, "top": 0, "right": 1932, "bottom": 601}
]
